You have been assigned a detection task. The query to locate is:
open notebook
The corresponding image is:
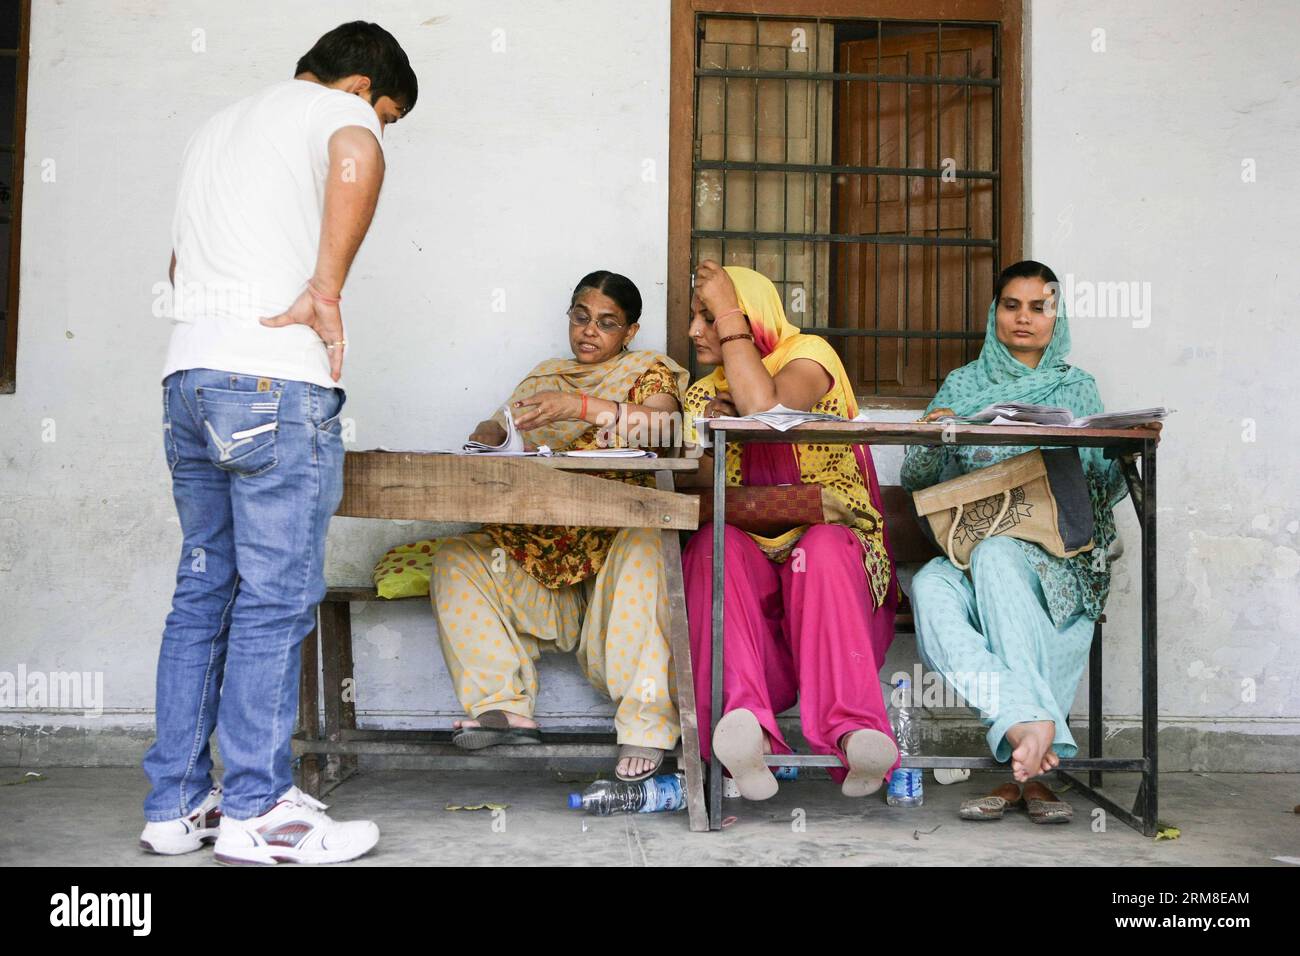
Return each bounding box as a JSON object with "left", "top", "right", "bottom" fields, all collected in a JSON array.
[{"left": 462, "top": 404, "right": 532, "bottom": 454}]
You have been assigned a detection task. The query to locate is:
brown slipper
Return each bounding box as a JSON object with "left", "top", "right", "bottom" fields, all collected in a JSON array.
[
  {"left": 615, "top": 745, "right": 665, "bottom": 783},
  {"left": 451, "top": 710, "right": 542, "bottom": 750},
  {"left": 1023, "top": 780, "right": 1073, "bottom": 824},
  {"left": 959, "top": 781, "right": 1023, "bottom": 821}
]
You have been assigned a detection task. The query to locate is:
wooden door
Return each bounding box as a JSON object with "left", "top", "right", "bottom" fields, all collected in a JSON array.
[{"left": 834, "top": 28, "right": 996, "bottom": 398}]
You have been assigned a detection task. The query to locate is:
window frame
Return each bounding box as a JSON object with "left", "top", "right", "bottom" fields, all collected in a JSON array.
[
  {"left": 667, "top": 0, "right": 1024, "bottom": 405},
  {"left": 0, "top": 0, "right": 30, "bottom": 394}
]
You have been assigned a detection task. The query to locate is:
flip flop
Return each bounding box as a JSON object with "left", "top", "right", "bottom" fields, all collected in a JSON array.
[
  {"left": 959, "top": 782, "right": 1023, "bottom": 820},
  {"left": 1023, "top": 781, "right": 1073, "bottom": 824},
  {"left": 841, "top": 729, "right": 899, "bottom": 798},
  {"left": 451, "top": 709, "right": 542, "bottom": 750},
  {"left": 713, "top": 709, "right": 778, "bottom": 801},
  {"left": 615, "top": 745, "right": 665, "bottom": 783}
]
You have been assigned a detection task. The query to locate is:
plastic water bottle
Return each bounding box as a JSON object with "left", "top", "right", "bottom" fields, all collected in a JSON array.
[
  {"left": 568, "top": 773, "right": 688, "bottom": 815},
  {"left": 724, "top": 764, "right": 798, "bottom": 798},
  {"left": 886, "top": 678, "right": 924, "bottom": 807}
]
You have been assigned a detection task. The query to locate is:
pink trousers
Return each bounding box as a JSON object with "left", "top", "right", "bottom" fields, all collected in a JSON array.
[{"left": 683, "top": 446, "right": 899, "bottom": 782}]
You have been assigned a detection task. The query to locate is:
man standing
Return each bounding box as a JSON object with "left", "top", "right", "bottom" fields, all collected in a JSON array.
[{"left": 140, "top": 22, "right": 416, "bottom": 865}]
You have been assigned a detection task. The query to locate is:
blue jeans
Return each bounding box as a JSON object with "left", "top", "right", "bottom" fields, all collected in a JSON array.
[{"left": 143, "top": 368, "right": 345, "bottom": 821}]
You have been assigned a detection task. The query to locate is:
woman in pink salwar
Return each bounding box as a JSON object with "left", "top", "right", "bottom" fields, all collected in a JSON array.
[{"left": 679, "top": 261, "right": 900, "bottom": 800}]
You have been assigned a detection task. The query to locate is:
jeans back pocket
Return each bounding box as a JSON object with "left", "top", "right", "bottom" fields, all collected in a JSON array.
[
  {"left": 195, "top": 385, "right": 281, "bottom": 477},
  {"left": 162, "top": 384, "right": 180, "bottom": 474}
]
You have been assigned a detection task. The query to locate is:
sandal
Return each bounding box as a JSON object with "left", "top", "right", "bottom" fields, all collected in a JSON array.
[
  {"left": 959, "top": 782, "right": 1023, "bottom": 821},
  {"left": 451, "top": 710, "right": 542, "bottom": 750},
  {"left": 1023, "top": 780, "right": 1073, "bottom": 824},
  {"left": 615, "top": 745, "right": 664, "bottom": 783}
]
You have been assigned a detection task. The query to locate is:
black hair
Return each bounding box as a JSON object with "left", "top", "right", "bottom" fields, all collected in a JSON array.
[
  {"left": 994, "top": 259, "right": 1059, "bottom": 302},
  {"left": 570, "top": 271, "right": 642, "bottom": 324},
  {"left": 295, "top": 21, "right": 418, "bottom": 112}
]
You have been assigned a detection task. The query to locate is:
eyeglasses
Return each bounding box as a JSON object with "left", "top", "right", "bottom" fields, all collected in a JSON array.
[{"left": 567, "top": 309, "right": 626, "bottom": 334}]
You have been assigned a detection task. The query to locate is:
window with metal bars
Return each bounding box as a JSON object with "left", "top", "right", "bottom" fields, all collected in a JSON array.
[{"left": 670, "top": 2, "right": 1023, "bottom": 403}]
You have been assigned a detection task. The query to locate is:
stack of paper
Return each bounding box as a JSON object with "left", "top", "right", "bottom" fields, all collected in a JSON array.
[
  {"left": 967, "top": 403, "right": 1074, "bottom": 425},
  {"left": 560, "top": 448, "right": 655, "bottom": 459},
  {"left": 938, "top": 403, "right": 1170, "bottom": 429},
  {"left": 1064, "top": 407, "right": 1169, "bottom": 429}
]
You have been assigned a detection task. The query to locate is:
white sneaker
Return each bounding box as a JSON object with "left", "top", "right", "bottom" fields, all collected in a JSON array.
[
  {"left": 213, "top": 786, "right": 379, "bottom": 866},
  {"left": 139, "top": 784, "right": 223, "bottom": 855}
]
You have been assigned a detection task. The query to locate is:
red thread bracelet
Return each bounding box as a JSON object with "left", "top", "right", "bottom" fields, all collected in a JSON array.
[
  {"left": 580, "top": 393, "right": 589, "bottom": 420},
  {"left": 713, "top": 307, "right": 744, "bottom": 324}
]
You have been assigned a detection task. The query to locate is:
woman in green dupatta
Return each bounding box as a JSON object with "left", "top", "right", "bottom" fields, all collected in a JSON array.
[{"left": 902, "top": 260, "right": 1142, "bottom": 822}]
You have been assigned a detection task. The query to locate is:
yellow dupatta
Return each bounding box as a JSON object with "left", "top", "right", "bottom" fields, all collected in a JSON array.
[
  {"left": 685, "top": 267, "right": 860, "bottom": 418},
  {"left": 682, "top": 266, "right": 891, "bottom": 607}
]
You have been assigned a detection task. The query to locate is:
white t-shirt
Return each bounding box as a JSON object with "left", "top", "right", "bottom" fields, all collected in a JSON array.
[{"left": 162, "top": 79, "right": 384, "bottom": 389}]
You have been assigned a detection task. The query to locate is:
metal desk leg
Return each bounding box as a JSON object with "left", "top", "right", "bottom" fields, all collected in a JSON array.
[
  {"left": 709, "top": 430, "right": 727, "bottom": 830},
  {"left": 1088, "top": 619, "right": 1103, "bottom": 789},
  {"left": 1138, "top": 440, "right": 1158, "bottom": 835}
]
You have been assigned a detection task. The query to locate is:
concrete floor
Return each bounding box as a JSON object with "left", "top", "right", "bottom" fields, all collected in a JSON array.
[{"left": 1, "top": 767, "right": 1297, "bottom": 866}]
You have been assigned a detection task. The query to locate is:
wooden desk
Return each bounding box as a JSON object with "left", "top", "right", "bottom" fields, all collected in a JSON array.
[
  {"left": 705, "top": 421, "right": 1162, "bottom": 835},
  {"left": 293, "top": 452, "right": 709, "bottom": 831}
]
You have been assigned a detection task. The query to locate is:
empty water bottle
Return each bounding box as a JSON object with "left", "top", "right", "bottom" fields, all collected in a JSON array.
[
  {"left": 886, "top": 677, "right": 924, "bottom": 807},
  {"left": 568, "top": 773, "right": 688, "bottom": 815}
]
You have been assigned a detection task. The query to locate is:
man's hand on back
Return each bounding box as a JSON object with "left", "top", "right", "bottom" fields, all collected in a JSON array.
[{"left": 261, "top": 287, "right": 346, "bottom": 381}]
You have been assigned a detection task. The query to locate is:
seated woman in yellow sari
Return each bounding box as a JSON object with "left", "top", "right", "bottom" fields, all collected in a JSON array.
[{"left": 430, "top": 271, "right": 689, "bottom": 781}]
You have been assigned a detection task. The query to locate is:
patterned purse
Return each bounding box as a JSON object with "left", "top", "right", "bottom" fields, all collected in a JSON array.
[
  {"left": 690, "top": 484, "right": 827, "bottom": 536},
  {"left": 911, "top": 448, "right": 1095, "bottom": 570}
]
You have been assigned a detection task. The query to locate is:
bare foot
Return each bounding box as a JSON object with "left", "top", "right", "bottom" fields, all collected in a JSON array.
[
  {"left": 1040, "top": 747, "right": 1061, "bottom": 776},
  {"left": 839, "top": 728, "right": 899, "bottom": 798},
  {"left": 616, "top": 754, "right": 658, "bottom": 778},
  {"left": 1005, "top": 720, "right": 1055, "bottom": 782},
  {"left": 713, "top": 709, "right": 778, "bottom": 800}
]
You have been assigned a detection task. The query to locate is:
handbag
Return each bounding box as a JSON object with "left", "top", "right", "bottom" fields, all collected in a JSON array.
[
  {"left": 911, "top": 448, "right": 1094, "bottom": 570},
  {"left": 690, "top": 483, "right": 829, "bottom": 536}
]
